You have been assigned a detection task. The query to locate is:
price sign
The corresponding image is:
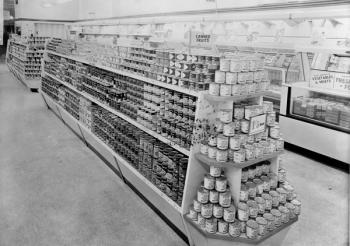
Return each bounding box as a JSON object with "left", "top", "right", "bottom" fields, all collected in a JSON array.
[
  {"left": 190, "top": 31, "right": 212, "bottom": 47},
  {"left": 249, "top": 114, "right": 267, "bottom": 135}
]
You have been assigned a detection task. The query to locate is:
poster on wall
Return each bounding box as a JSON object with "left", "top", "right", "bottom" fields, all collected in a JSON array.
[{"left": 0, "top": 0, "right": 3, "bottom": 45}]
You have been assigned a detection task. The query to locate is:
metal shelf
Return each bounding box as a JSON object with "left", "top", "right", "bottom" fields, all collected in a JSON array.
[
  {"left": 44, "top": 71, "right": 191, "bottom": 156},
  {"left": 203, "top": 91, "right": 267, "bottom": 103},
  {"left": 195, "top": 151, "right": 283, "bottom": 169}
]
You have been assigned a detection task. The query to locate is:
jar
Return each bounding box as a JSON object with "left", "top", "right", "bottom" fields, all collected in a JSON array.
[
  {"left": 208, "top": 146, "right": 217, "bottom": 159},
  {"left": 240, "top": 120, "right": 249, "bottom": 133},
  {"left": 197, "top": 214, "right": 205, "bottom": 228},
  {"left": 228, "top": 221, "right": 241, "bottom": 237},
  {"left": 229, "top": 135, "right": 241, "bottom": 150},
  {"left": 266, "top": 112, "right": 276, "bottom": 127},
  {"left": 238, "top": 202, "right": 249, "bottom": 221},
  {"left": 262, "top": 193, "right": 273, "bottom": 211},
  {"left": 219, "top": 191, "right": 232, "bottom": 207},
  {"left": 208, "top": 135, "right": 217, "bottom": 147},
  {"left": 269, "top": 190, "right": 280, "bottom": 207},
  {"left": 286, "top": 203, "right": 296, "bottom": 219},
  {"left": 215, "top": 70, "right": 226, "bottom": 83},
  {"left": 197, "top": 187, "right": 209, "bottom": 203},
  {"left": 219, "top": 109, "right": 233, "bottom": 123},
  {"left": 255, "top": 197, "right": 266, "bottom": 214},
  {"left": 201, "top": 203, "right": 213, "bottom": 218},
  {"left": 233, "top": 149, "right": 245, "bottom": 163},
  {"left": 229, "top": 59, "right": 241, "bottom": 72},
  {"left": 271, "top": 209, "right": 282, "bottom": 227},
  {"left": 246, "top": 181, "right": 257, "bottom": 198},
  {"left": 278, "top": 206, "right": 290, "bottom": 223},
  {"left": 193, "top": 199, "right": 202, "bottom": 212},
  {"left": 209, "top": 83, "right": 220, "bottom": 96},
  {"left": 220, "top": 58, "right": 230, "bottom": 72},
  {"left": 226, "top": 72, "right": 238, "bottom": 84},
  {"left": 231, "top": 84, "right": 240, "bottom": 95},
  {"left": 215, "top": 177, "right": 228, "bottom": 192},
  {"left": 263, "top": 213, "right": 275, "bottom": 231},
  {"left": 246, "top": 219, "right": 259, "bottom": 239},
  {"left": 256, "top": 217, "right": 268, "bottom": 236},
  {"left": 189, "top": 206, "right": 198, "bottom": 221},
  {"left": 261, "top": 176, "right": 271, "bottom": 192},
  {"left": 210, "top": 166, "right": 222, "bottom": 177},
  {"left": 253, "top": 179, "right": 264, "bottom": 195},
  {"left": 276, "top": 188, "right": 287, "bottom": 204},
  {"left": 291, "top": 199, "right": 301, "bottom": 215},
  {"left": 245, "top": 145, "right": 255, "bottom": 160},
  {"left": 217, "top": 135, "right": 229, "bottom": 150},
  {"left": 213, "top": 204, "right": 224, "bottom": 218},
  {"left": 240, "top": 184, "right": 249, "bottom": 202},
  {"left": 204, "top": 174, "right": 215, "bottom": 190},
  {"left": 220, "top": 84, "right": 232, "bottom": 96},
  {"left": 209, "top": 189, "right": 219, "bottom": 204},
  {"left": 200, "top": 142, "right": 209, "bottom": 155},
  {"left": 241, "top": 168, "right": 249, "bottom": 182},
  {"left": 247, "top": 200, "right": 259, "bottom": 219},
  {"left": 223, "top": 123, "right": 235, "bottom": 137},
  {"left": 206, "top": 218, "right": 217, "bottom": 233},
  {"left": 223, "top": 205, "right": 236, "bottom": 222},
  {"left": 218, "top": 219, "right": 229, "bottom": 234},
  {"left": 269, "top": 125, "right": 280, "bottom": 139}
]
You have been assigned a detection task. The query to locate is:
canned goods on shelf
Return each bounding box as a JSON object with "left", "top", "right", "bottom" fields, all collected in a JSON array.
[
  {"left": 291, "top": 199, "right": 301, "bottom": 215},
  {"left": 229, "top": 221, "right": 241, "bottom": 237},
  {"left": 223, "top": 122, "right": 235, "bottom": 137},
  {"left": 263, "top": 213, "right": 276, "bottom": 231},
  {"left": 204, "top": 174, "right": 216, "bottom": 190},
  {"left": 209, "top": 189, "right": 219, "bottom": 204},
  {"left": 215, "top": 177, "right": 228, "bottom": 192},
  {"left": 210, "top": 166, "right": 222, "bottom": 177},
  {"left": 193, "top": 199, "right": 202, "bottom": 212},
  {"left": 217, "top": 134, "right": 229, "bottom": 150},
  {"left": 278, "top": 206, "right": 290, "bottom": 223},
  {"left": 220, "top": 59, "right": 230, "bottom": 72},
  {"left": 208, "top": 146, "right": 217, "bottom": 159},
  {"left": 220, "top": 84, "right": 232, "bottom": 96},
  {"left": 238, "top": 202, "right": 249, "bottom": 221},
  {"left": 233, "top": 149, "right": 245, "bottom": 163},
  {"left": 219, "top": 191, "right": 232, "bottom": 208},
  {"left": 255, "top": 196, "right": 266, "bottom": 214},
  {"left": 223, "top": 205, "right": 236, "bottom": 223},
  {"left": 218, "top": 219, "right": 229, "bottom": 234},
  {"left": 215, "top": 70, "right": 226, "bottom": 83},
  {"left": 225, "top": 72, "right": 238, "bottom": 84},
  {"left": 247, "top": 200, "right": 259, "bottom": 219},
  {"left": 197, "top": 187, "right": 209, "bottom": 203},
  {"left": 286, "top": 203, "right": 296, "bottom": 219},
  {"left": 216, "top": 149, "right": 228, "bottom": 162},
  {"left": 201, "top": 203, "right": 213, "bottom": 218},
  {"left": 219, "top": 109, "right": 233, "bottom": 123},
  {"left": 271, "top": 208, "right": 282, "bottom": 227},
  {"left": 206, "top": 218, "right": 217, "bottom": 233},
  {"left": 256, "top": 216, "right": 268, "bottom": 236},
  {"left": 246, "top": 219, "right": 259, "bottom": 239},
  {"left": 213, "top": 204, "right": 224, "bottom": 218}
]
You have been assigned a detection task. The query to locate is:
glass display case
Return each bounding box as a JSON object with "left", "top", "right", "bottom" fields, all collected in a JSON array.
[{"left": 280, "top": 47, "right": 350, "bottom": 164}]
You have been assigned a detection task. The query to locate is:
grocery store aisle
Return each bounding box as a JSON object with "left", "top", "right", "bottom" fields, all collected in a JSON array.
[{"left": 0, "top": 62, "right": 187, "bottom": 246}]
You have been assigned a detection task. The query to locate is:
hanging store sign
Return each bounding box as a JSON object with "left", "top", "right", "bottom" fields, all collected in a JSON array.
[{"left": 249, "top": 114, "right": 267, "bottom": 135}]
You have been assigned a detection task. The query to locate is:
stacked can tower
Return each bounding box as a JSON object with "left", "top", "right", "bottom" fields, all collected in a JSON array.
[
  {"left": 187, "top": 162, "right": 301, "bottom": 240},
  {"left": 200, "top": 101, "right": 283, "bottom": 163},
  {"left": 209, "top": 55, "right": 270, "bottom": 97}
]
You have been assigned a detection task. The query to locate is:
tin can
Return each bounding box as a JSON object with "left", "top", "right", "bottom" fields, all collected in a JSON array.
[
  {"left": 285, "top": 203, "right": 296, "bottom": 219},
  {"left": 231, "top": 84, "right": 240, "bottom": 95},
  {"left": 271, "top": 209, "right": 282, "bottom": 227},
  {"left": 223, "top": 205, "right": 236, "bottom": 222},
  {"left": 220, "top": 84, "right": 232, "bottom": 96},
  {"left": 210, "top": 166, "right": 222, "bottom": 177},
  {"left": 205, "top": 218, "right": 217, "bottom": 233},
  {"left": 197, "top": 213, "right": 205, "bottom": 228},
  {"left": 215, "top": 120, "right": 224, "bottom": 133},
  {"left": 229, "top": 135, "right": 241, "bottom": 150},
  {"left": 246, "top": 219, "right": 259, "bottom": 239},
  {"left": 189, "top": 206, "right": 198, "bottom": 221},
  {"left": 219, "top": 191, "right": 232, "bottom": 208},
  {"left": 209, "top": 189, "right": 219, "bottom": 204},
  {"left": 208, "top": 146, "right": 217, "bottom": 159},
  {"left": 261, "top": 177, "right": 271, "bottom": 192},
  {"left": 238, "top": 202, "right": 249, "bottom": 221},
  {"left": 228, "top": 221, "right": 241, "bottom": 237},
  {"left": 234, "top": 106, "right": 244, "bottom": 120},
  {"left": 201, "top": 203, "right": 213, "bottom": 218},
  {"left": 263, "top": 213, "right": 275, "bottom": 231},
  {"left": 269, "top": 125, "right": 280, "bottom": 139},
  {"left": 241, "top": 168, "right": 249, "bottom": 182},
  {"left": 256, "top": 217, "right": 268, "bottom": 235},
  {"left": 255, "top": 197, "right": 266, "bottom": 215},
  {"left": 209, "top": 83, "right": 220, "bottom": 96},
  {"left": 220, "top": 58, "right": 230, "bottom": 72},
  {"left": 218, "top": 219, "right": 229, "bottom": 234},
  {"left": 240, "top": 120, "right": 249, "bottom": 133},
  {"left": 245, "top": 145, "right": 255, "bottom": 160},
  {"left": 237, "top": 72, "right": 246, "bottom": 84},
  {"left": 248, "top": 167, "right": 256, "bottom": 179},
  {"left": 283, "top": 184, "right": 295, "bottom": 201},
  {"left": 216, "top": 149, "right": 228, "bottom": 162},
  {"left": 208, "top": 135, "right": 217, "bottom": 147},
  {"left": 255, "top": 163, "right": 263, "bottom": 176},
  {"left": 200, "top": 142, "right": 209, "bottom": 155},
  {"left": 229, "top": 59, "right": 241, "bottom": 72},
  {"left": 269, "top": 190, "right": 280, "bottom": 207},
  {"left": 240, "top": 184, "right": 249, "bottom": 202},
  {"left": 247, "top": 200, "right": 259, "bottom": 218},
  {"left": 291, "top": 199, "right": 301, "bottom": 215},
  {"left": 266, "top": 112, "right": 276, "bottom": 127},
  {"left": 217, "top": 135, "right": 229, "bottom": 150},
  {"left": 215, "top": 70, "right": 226, "bottom": 83},
  {"left": 219, "top": 109, "right": 233, "bottom": 123},
  {"left": 233, "top": 149, "right": 245, "bottom": 163},
  {"left": 253, "top": 179, "right": 264, "bottom": 195},
  {"left": 278, "top": 206, "right": 290, "bottom": 223},
  {"left": 276, "top": 188, "right": 287, "bottom": 204},
  {"left": 268, "top": 173, "right": 278, "bottom": 189},
  {"left": 246, "top": 182, "right": 257, "bottom": 198},
  {"left": 213, "top": 204, "right": 224, "bottom": 218},
  {"left": 226, "top": 72, "right": 238, "bottom": 84},
  {"left": 204, "top": 174, "right": 215, "bottom": 190},
  {"left": 197, "top": 187, "right": 209, "bottom": 203},
  {"left": 193, "top": 199, "right": 202, "bottom": 212},
  {"left": 215, "top": 177, "right": 227, "bottom": 192},
  {"left": 223, "top": 123, "right": 235, "bottom": 137}
]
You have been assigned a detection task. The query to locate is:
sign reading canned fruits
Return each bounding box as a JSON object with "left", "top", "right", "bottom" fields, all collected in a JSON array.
[
  {"left": 249, "top": 114, "right": 267, "bottom": 135},
  {"left": 191, "top": 31, "right": 212, "bottom": 46}
]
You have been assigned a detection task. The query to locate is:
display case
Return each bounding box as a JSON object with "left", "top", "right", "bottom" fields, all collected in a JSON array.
[{"left": 280, "top": 46, "right": 350, "bottom": 164}]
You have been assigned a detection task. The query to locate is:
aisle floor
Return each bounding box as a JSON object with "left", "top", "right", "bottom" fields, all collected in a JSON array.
[{"left": 0, "top": 63, "right": 349, "bottom": 246}]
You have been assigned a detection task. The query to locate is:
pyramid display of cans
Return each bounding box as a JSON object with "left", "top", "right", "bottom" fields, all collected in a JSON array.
[{"left": 187, "top": 163, "right": 301, "bottom": 240}]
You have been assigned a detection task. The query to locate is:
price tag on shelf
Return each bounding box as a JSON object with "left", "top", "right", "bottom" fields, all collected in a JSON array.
[{"left": 249, "top": 114, "right": 266, "bottom": 135}]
